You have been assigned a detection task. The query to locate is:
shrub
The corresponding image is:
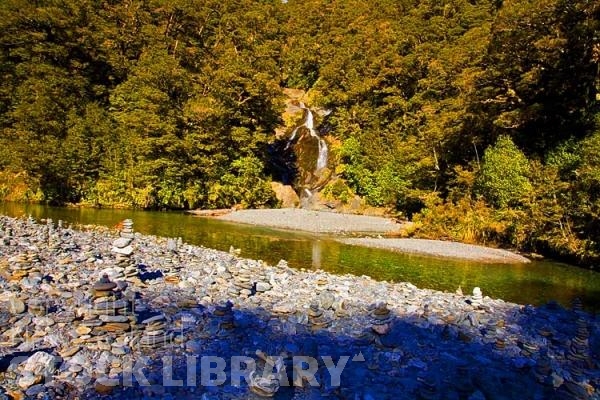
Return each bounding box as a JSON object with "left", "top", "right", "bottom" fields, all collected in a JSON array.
[{"left": 475, "top": 135, "right": 532, "bottom": 208}]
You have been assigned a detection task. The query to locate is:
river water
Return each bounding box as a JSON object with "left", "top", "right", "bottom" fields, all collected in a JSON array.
[{"left": 1, "top": 202, "right": 599, "bottom": 310}]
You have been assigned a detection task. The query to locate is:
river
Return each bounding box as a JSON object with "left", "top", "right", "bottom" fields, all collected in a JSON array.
[{"left": 1, "top": 202, "right": 599, "bottom": 310}]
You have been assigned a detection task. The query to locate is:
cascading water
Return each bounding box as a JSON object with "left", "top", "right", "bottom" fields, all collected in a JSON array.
[{"left": 286, "top": 103, "right": 328, "bottom": 173}]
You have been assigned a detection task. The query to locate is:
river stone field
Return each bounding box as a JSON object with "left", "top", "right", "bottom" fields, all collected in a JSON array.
[{"left": 0, "top": 215, "right": 598, "bottom": 399}]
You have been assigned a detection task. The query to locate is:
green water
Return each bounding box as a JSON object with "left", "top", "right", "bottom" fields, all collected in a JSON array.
[{"left": 1, "top": 202, "right": 599, "bottom": 310}]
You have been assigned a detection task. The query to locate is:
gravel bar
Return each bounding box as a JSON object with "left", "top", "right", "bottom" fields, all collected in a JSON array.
[
  {"left": 339, "top": 238, "right": 531, "bottom": 264},
  {"left": 216, "top": 209, "right": 405, "bottom": 234}
]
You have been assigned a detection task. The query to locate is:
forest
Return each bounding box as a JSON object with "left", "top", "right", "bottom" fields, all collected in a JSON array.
[{"left": 0, "top": 0, "right": 599, "bottom": 266}]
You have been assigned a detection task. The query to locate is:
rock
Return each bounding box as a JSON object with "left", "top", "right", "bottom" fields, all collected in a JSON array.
[
  {"left": 112, "top": 238, "right": 132, "bottom": 248},
  {"left": 93, "top": 274, "right": 117, "bottom": 293},
  {"left": 94, "top": 377, "right": 117, "bottom": 395},
  {"left": 256, "top": 282, "right": 272, "bottom": 292},
  {"left": 111, "top": 245, "right": 133, "bottom": 256},
  {"left": 22, "top": 351, "right": 58, "bottom": 377},
  {"left": 17, "top": 373, "right": 41, "bottom": 390},
  {"left": 76, "top": 326, "right": 92, "bottom": 335},
  {"left": 8, "top": 297, "right": 26, "bottom": 314},
  {"left": 270, "top": 182, "right": 300, "bottom": 208},
  {"left": 99, "top": 315, "right": 130, "bottom": 323}
]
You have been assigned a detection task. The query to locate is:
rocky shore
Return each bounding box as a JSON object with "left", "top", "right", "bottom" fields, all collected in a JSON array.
[
  {"left": 213, "top": 209, "right": 406, "bottom": 234},
  {"left": 339, "top": 238, "right": 531, "bottom": 264},
  {"left": 0, "top": 215, "right": 598, "bottom": 399}
]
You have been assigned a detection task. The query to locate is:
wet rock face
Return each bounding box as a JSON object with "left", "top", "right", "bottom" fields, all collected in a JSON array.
[{"left": 0, "top": 214, "right": 598, "bottom": 399}]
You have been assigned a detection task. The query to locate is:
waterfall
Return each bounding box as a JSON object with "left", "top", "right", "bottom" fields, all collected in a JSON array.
[
  {"left": 286, "top": 103, "right": 329, "bottom": 172},
  {"left": 316, "top": 138, "right": 328, "bottom": 171}
]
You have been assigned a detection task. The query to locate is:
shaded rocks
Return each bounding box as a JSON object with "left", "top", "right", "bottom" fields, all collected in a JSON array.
[
  {"left": 370, "top": 300, "right": 392, "bottom": 336},
  {"left": 308, "top": 300, "right": 329, "bottom": 331},
  {"left": 139, "top": 314, "right": 173, "bottom": 349}
]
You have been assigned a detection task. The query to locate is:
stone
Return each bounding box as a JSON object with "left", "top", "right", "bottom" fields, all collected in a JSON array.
[
  {"left": 112, "top": 237, "right": 132, "bottom": 248},
  {"left": 95, "top": 377, "right": 117, "bottom": 395},
  {"left": 17, "top": 373, "right": 41, "bottom": 390},
  {"left": 76, "top": 326, "right": 92, "bottom": 335},
  {"left": 22, "top": 351, "right": 58, "bottom": 377},
  {"left": 8, "top": 297, "right": 26, "bottom": 314},
  {"left": 471, "top": 287, "right": 483, "bottom": 307},
  {"left": 60, "top": 347, "right": 81, "bottom": 358},
  {"left": 99, "top": 315, "right": 130, "bottom": 323},
  {"left": 112, "top": 245, "right": 133, "bottom": 256},
  {"left": 93, "top": 274, "right": 117, "bottom": 293},
  {"left": 96, "top": 322, "right": 131, "bottom": 333},
  {"left": 256, "top": 282, "right": 272, "bottom": 292},
  {"left": 270, "top": 182, "right": 300, "bottom": 208}
]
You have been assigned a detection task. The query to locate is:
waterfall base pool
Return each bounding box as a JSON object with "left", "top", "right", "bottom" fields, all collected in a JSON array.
[{"left": 1, "top": 202, "right": 599, "bottom": 311}]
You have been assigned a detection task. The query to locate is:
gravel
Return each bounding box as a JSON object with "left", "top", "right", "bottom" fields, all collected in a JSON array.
[
  {"left": 216, "top": 209, "right": 404, "bottom": 234},
  {"left": 339, "top": 238, "right": 531, "bottom": 264}
]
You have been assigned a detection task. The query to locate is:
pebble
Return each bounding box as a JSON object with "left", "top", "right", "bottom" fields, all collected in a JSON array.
[{"left": 0, "top": 215, "right": 597, "bottom": 399}]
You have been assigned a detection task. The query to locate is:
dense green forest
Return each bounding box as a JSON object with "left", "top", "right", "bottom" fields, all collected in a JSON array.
[{"left": 1, "top": 0, "right": 599, "bottom": 266}]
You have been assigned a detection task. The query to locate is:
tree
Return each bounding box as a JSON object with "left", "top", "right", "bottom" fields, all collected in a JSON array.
[{"left": 475, "top": 135, "right": 532, "bottom": 208}]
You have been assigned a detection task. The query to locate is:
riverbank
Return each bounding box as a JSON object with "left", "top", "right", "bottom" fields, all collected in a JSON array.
[
  {"left": 192, "top": 208, "right": 530, "bottom": 263},
  {"left": 340, "top": 238, "right": 531, "bottom": 264},
  {"left": 202, "top": 208, "right": 407, "bottom": 234},
  {"left": 0, "top": 215, "right": 598, "bottom": 399}
]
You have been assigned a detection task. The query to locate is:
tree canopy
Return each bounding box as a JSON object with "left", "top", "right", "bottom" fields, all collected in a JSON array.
[{"left": 0, "top": 0, "right": 599, "bottom": 265}]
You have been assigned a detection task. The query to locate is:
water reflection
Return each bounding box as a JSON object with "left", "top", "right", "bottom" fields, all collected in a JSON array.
[{"left": 312, "top": 240, "right": 322, "bottom": 269}]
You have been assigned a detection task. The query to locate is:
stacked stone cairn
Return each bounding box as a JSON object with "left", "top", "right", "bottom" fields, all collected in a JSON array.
[
  {"left": 308, "top": 300, "right": 329, "bottom": 331},
  {"left": 139, "top": 314, "right": 173, "bottom": 349},
  {"left": 494, "top": 337, "right": 506, "bottom": 351},
  {"left": 8, "top": 252, "right": 41, "bottom": 281},
  {"left": 253, "top": 268, "right": 272, "bottom": 294},
  {"left": 370, "top": 300, "right": 392, "bottom": 335},
  {"left": 249, "top": 351, "right": 284, "bottom": 397},
  {"left": 163, "top": 238, "right": 181, "bottom": 284},
  {"left": 232, "top": 262, "right": 254, "bottom": 298},
  {"left": 568, "top": 317, "right": 591, "bottom": 367},
  {"left": 213, "top": 301, "right": 235, "bottom": 333},
  {"left": 77, "top": 274, "right": 136, "bottom": 340},
  {"left": 111, "top": 219, "right": 138, "bottom": 281},
  {"left": 471, "top": 287, "right": 483, "bottom": 308},
  {"left": 534, "top": 351, "right": 553, "bottom": 385}
]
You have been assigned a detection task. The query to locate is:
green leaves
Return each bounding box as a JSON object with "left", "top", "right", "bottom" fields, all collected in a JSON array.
[{"left": 475, "top": 135, "right": 532, "bottom": 208}]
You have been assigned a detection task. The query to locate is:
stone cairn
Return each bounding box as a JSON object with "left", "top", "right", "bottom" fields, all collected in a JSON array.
[
  {"left": 470, "top": 287, "right": 483, "bottom": 308},
  {"left": 370, "top": 300, "right": 392, "bottom": 336},
  {"left": 77, "top": 275, "right": 136, "bottom": 340},
  {"left": 534, "top": 351, "right": 553, "bottom": 384},
  {"left": 308, "top": 300, "right": 329, "bottom": 331},
  {"left": 568, "top": 317, "right": 591, "bottom": 368},
  {"left": 232, "top": 262, "right": 254, "bottom": 298},
  {"left": 213, "top": 301, "right": 235, "bottom": 334},
  {"left": 163, "top": 238, "right": 182, "bottom": 284},
  {"left": 249, "top": 351, "right": 285, "bottom": 397},
  {"left": 8, "top": 252, "right": 41, "bottom": 281},
  {"left": 494, "top": 337, "right": 506, "bottom": 351},
  {"left": 111, "top": 219, "right": 138, "bottom": 281},
  {"left": 139, "top": 314, "right": 173, "bottom": 349}
]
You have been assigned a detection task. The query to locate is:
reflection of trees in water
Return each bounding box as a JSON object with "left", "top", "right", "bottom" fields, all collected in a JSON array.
[{"left": 312, "top": 240, "right": 322, "bottom": 270}]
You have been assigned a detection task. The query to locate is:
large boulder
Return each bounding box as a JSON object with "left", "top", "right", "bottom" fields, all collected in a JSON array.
[{"left": 270, "top": 182, "right": 300, "bottom": 208}]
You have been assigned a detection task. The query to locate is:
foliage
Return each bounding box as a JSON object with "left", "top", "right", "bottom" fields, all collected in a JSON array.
[
  {"left": 0, "top": 0, "right": 599, "bottom": 265},
  {"left": 475, "top": 135, "right": 532, "bottom": 208}
]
